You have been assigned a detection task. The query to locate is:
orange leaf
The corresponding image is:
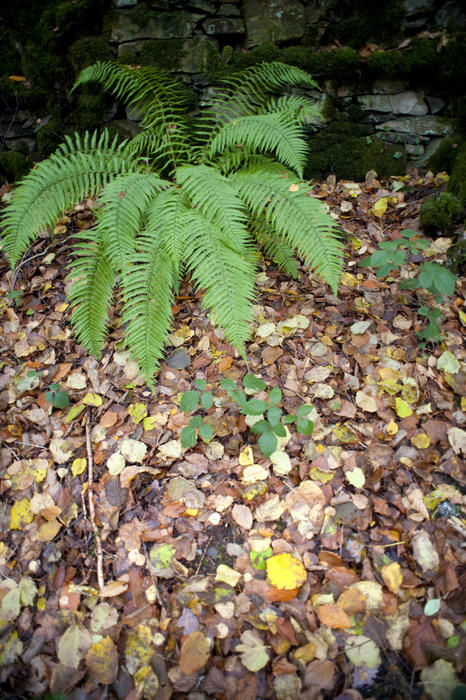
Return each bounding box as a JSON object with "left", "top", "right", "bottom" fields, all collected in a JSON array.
[
  {"left": 179, "top": 631, "right": 210, "bottom": 675},
  {"left": 9, "top": 75, "right": 26, "bottom": 82},
  {"left": 267, "top": 586, "right": 299, "bottom": 602},
  {"left": 315, "top": 603, "right": 352, "bottom": 629},
  {"left": 218, "top": 356, "right": 233, "bottom": 372}
]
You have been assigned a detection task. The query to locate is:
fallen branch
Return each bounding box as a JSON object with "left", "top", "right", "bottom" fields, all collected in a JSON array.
[{"left": 85, "top": 410, "right": 105, "bottom": 591}]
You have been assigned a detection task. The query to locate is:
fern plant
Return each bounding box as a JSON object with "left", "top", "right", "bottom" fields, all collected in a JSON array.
[{"left": 1, "top": 61, "right": 343, "bottom": 385}]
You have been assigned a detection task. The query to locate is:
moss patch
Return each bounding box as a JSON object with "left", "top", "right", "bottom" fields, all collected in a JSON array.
[
  {"left": 305, "top": 130, "right": 407, "bottom": 181},
  {"left": 448, "top": 142, "right": 466, "bottom": 206},
  {"left": 0, "top": 151, "right": 30, "bottom": 184},
  {"left": 420, "top": 193, "right": 463, "bottom": 235}
]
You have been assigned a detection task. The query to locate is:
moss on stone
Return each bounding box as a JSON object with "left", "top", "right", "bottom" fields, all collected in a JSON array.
[
  {"left": 140, "top": 40, "right": 184, "bottom": 71},
  {"left": 0, "top": 151, "right": 30, "bottom": 184},
  {"left": 305, "top": 130, "right": 406, "bottom": 181},
  {"left": 448, "top": 142, "right": 466, "bottom": 206},
  {"left": 36, "top": 117, "right": 65, "bottom": 157},
  {"left": 420, "top": 193, "right": 463, "bottom": 234},
  {"left": 128, "top": 2, "right": 153, "bottom": 28},
  {"left": 69, "top": 91, "right": 108, "bottom": 131},
  {"left": 326, "top": 0, "right": 405, "bottom": 48},
  {"left": 232, "top": 44, "right": 360, "bottom": 81},
  {"left": 427, "top": 136, "right": 463, "bottom": 174},
  {"left": 69, "top": 36, "right": 114, "bottom": 74},
  {"left": 446, "top": 238, "right": 466, "bottom": 276}
]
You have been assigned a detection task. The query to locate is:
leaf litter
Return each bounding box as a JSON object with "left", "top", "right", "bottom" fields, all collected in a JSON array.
[{"left": 0, "top": 168, "right": 465, "bottom": 699}]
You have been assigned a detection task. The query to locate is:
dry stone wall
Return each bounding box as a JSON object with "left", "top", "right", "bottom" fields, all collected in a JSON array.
[{"left": 1, "top": 0, "right": 465, "bottom": 181}]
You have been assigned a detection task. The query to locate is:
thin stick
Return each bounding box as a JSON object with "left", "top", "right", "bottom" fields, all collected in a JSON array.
[{"left": 85, "top": 411, "right": 105, "bottom": 591}]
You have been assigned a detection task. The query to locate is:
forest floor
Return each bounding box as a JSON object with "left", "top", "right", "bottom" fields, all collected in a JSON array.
[{"left": 0, "top": 168, "right": 465, "bottom": 700}]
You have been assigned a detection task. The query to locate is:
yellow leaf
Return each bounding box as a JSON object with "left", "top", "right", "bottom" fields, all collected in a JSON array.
[
  {"left": 266, "top": 553, "right": 306, "bottom": 590},
  {"left": 395, "top": 398, "right": 412, "bottom": 418},
  {"left": 71, "top": 458, "right": 87, "bottom": 476},
  {"left": 82, "top": 393, "right": 103, "bottom": 407},
  {"left": 239, "top": 446, "right": 254, "bottom": 466},
  {"left": 381, "top": 562, "right": 402, "bottom": 594},
  {"left": 35, "top": 519, "right": 61, "bottom": 542},
  {"left": 458, "top": 309, "right": 466, "bottom": 327},
  {"left": 411, "top": 433, "right": 430, "bottom": 449},
  {"left": 142, "top": 416, "right": 157, "bottom": 431},
  {"left": 9, "top": 75, "right": 26, "bottom": 82},
  {"left": 65, "top": 404, "right": 86, "bottom": 423},
  {"left": 10, "top": 499, "right": 33, "bottom": 530},
  {"left": 372, "top": 197, "right": 388, "bottom": 217},
  {"left": 386, "top": 420, "right": 398, "bottom": 435},
  {"left": 128, "top": 403, "right": 147, "bottom": 424},
  {"left": 309, "top": 467, "right": 334, "bottom": 484},
  {"left": 288, "top": 183, "right": 299, "bottom": 192},
  {"left": 86, "top": 636, "right": 119, "bottom": 684}
]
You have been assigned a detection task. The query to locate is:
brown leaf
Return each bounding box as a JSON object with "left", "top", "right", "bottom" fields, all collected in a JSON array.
[
  {"left": 338, "top": 587, "right": 367, "bottom": 615},
  {"left": 315, "top": 603, "right": 352, "bottom": 629},
  {"left": 179, "top": 631, "right": 210, "bottom": 675},
  {"left": 404, "top": 619, "right": 439, "bottom": 669}
]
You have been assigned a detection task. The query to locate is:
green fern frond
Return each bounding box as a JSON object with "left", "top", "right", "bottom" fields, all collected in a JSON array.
[
  {"left": 232, "top": 168, "right": 344, "bottom": 294},
  {"left": 264, "top": 95, "right": 322, "bottom": 125},
  {"left": 177, "top": 165, "right": 250, "bottom": 244},
  {"left": 0, "top": 130, "right": 134, "bottom": 266},
  {"left": 74, "top": 62, "right": 191, "bottom": 171},
  {"left": 144, "top": 189, "right": 190, "bottom": 286},
  {"left": 94, "top": 172, "right": 166, "bottom": 273},
  {"left": 208, "top": 62, "right": 318, "bottom": 119},
  {"left": 204, "top": 112, "right": 309, "bottom": 177},
  {"left": 121, "top": 234, "right": 174, "bottom": 384},
  {"left": 183, "top": 210, "right": 257, "bottom": 353},
  {"left": 251, "top": 217, "right": 300, "bottom": 279},
  {"left": 67, "top": 232, "right": 116, "bottom": 357}
]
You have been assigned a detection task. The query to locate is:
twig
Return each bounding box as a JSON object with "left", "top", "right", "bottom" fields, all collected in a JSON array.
[
  {"left": 85, "top": 410, "right": 105, "bottom": 591},
  {"left": 195, "top": 535, "right": 213, "bottom": 575}
]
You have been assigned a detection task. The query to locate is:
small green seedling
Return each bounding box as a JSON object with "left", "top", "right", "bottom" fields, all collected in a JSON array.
[
  {"left": 45, "top": 383, "right": 70, "bottom": 409},
  {"left": 180, "top": 374, "right": 314, "bottom": 459},
  {"left": 360, "top": 229, "right": 457, "bottom": 345}
]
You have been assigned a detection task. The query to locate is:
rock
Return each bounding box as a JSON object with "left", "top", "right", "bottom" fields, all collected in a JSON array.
[
  {"left": 402, "top": 0, "right": 435, "bottom": 16},
  {"left": 243, "top": 0, "right": 305, "bottom": 48},
  {"left": 166, "top": 347, "right": 191, "bottom": 369},
  {"left": 107, "top": 119, "right": 142, "bottom": 138},
  {"left": 376, "top": 115, "right": 453, "bottom": 136},
  {"left": 358, "top": 91, "right": 428, "bottom": 116},
  {"left": 180, "top": 35, "right": 218, "bottom": 73},
  {"left": 301, "top": 93, "right": 333, "bottom": 130},
  {"left": 112, "top": 0, "right": 137, "bottom": 6},
  {"left": 111, "top": 10, "right": 201, "bottom": 42},
  {"left": 5, "top": 136, "right": 36, "bottom": 153},
  {"left": 190, "top": 0, "right": 215, "bottom": 10},
  {"left": 126, "top": 105, "right": 143, "bottom": 122},
  {"left": 435, "top": 0, "right": 466, "bottom": 29},
  {"left": 372, "top": 80, "right": 410, "bottom": 95},
  {"left": 426, "top": 96, "right": 446, "bottom": 114},
  {"left": 203, "top": 17, "right": 244, "bottom": 34},
  {"left": 216, "top": 3, "right": 240, "bottom": 16}
]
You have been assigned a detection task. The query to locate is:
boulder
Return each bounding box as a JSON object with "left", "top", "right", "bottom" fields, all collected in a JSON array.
[
  {"left": 203, "top": 18, "right": 244, "bottom": 35},
  {"left": 243, "top": 0, "right": 305, "bottom": 48},
  {"left": 376, "top": 116, "right": 453, "bottom": 136},
  {"left": 180, "top": 35, "right": 218, "bottom": 73},
  {"left": 358, "top": 91, "right": 428, "bottom": 116},
  {"left": 216, "top": 4, "right": 240, "bottom": 16},
  {"left": 111, "top": 10, "right": 201, "bottom": 42}
]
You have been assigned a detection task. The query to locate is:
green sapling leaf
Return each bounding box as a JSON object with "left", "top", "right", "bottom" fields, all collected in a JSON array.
[{"left": 180, "top": 390, "right": 200, "bottom": 412}]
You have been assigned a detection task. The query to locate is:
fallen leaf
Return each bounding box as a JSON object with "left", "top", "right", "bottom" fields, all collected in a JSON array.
[
  {"left": 236, "top": 630, "right": 270, "bottom": 672},
  {"left": 239, "top": 446, "right": 255, "bottom": 466},
  {"left": 395, "top": 398, "right": 413, "bottom": 418},
  {"left": 71, "top": 457, "right": 87, "bottom": 476},
  {"left": 345, "top": 467, "right": 365, "bottom": 488},
  {"left": 232, "top": 504, "right": 253, "bottom": 530},
  {"left": 315, "top": 603, "right": 352, "bottom": 629},
  {"left": 128, "top": 403, "right": 148, "bottom": 424},
  {"left": 82, "top": 392, "right": 103, "bottom": 407},
  {"left": 57, "top": 625, "right": 92, "bottom": 669},
  {"left": 381, "top": 562, "right": 402, "bottom": 594},
  {"left": 179, "top": 631, "right": 210, "bottom": 675},
  {"left": 266, "top": 553, "right": 307, "bottom": 590},
  {"left": 270, "top": 450, "right": 292, "bottom": 475},
  {"left": 421, "top": 659, "right": 460, "bottom": 700},
  {"left": 10, "top": 499, "right": 33, "bottom": 530},
  {"left": 345, "top": 635, "right": 381, "bottom": 669},
  {"left": 120, "top": 438, "right": 147, "bottom": 464},
  {"left": 447, "top": 427, "right": 466, "bottom": 455},
  {"left": 356, "top": 391, "right": 377, "bottom": 412},
  {"left": 411, "top": 531, "right": 439, "bottom": 575},
  {"left": 86, "top": 636, "right": 118, "bottom": 684}
]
